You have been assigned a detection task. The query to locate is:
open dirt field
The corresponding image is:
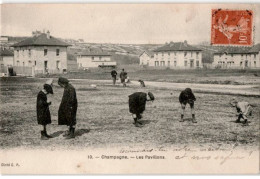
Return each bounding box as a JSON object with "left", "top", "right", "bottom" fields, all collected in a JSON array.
[{"left": 0, "top": 77, "right": 259, "bottom": 150}]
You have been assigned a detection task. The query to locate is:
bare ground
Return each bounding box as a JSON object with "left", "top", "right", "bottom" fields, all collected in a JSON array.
[{"left": 0, "top": 77, "right": 259, "bottom": 150}]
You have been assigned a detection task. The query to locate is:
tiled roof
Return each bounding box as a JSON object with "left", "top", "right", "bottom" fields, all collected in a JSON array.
[
  {"left": 11, "top": 33, "right": 70, "bottom": 47},
  {"left": 249, "top": 43, "right": 260, "bottom": 53},
  {"left": 154, "top": 42, "right": 201, "bottom": 52},
  {"left": 0, "top": 49, "right": 14, "bottom": 56},
  {"left": 214, "top": 46, "right": 252, "bottom": 54},
  {"left": 79, "top": 50, "right": 111, "bottom": 56},
  {"left": 139, "top": 50, "right": 154, "bottom": 57}
]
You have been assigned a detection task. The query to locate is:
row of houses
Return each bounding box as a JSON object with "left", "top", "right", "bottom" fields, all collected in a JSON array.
[
  {"left": 139, "top": 41, "right": 203, "bottom": 69},
  {"left": 213, "top": 45, "right": 260, "bottom": 69},
  {"left": 140, "top": 41, "right": 260, "bottom": 69},
  {"left": 0, "top": 31, "right": 117, "bottom": 76}
]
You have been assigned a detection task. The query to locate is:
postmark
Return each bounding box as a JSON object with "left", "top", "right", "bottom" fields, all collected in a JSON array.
[{"left": 211, "top": 9, "right": 253, "bottom": 46}]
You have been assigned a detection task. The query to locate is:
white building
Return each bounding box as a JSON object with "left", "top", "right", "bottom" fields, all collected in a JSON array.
[
  {"left": 0, "top": 48, "right": 14, "bottom": 67},
  {"left": 11, "top": 31, "right": 70, "bottom": 74},
  {"left": 139, "top": 51, "right": 154, "bottom": 66},
  {"left": 141, "top": 41, "right": 202, "bottom": 69},
  {"left": 77, "top": 51, "right": 116, "bottom": 69},
  {"left": 213, "top": 45, "right": 260, "bottom": 69}
]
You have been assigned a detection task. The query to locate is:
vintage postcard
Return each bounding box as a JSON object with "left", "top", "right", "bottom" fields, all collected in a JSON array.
[{"left": 0, "top": 3, "right": 259, "bottom": 174}]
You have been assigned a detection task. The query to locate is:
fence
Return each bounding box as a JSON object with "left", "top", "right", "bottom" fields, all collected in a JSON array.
[{"left": 13, "top": 66, "right": 34, "bottom": 76}]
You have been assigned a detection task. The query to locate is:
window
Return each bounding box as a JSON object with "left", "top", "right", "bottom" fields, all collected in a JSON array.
[
  {"left": 231, "top": 54, "right": 233, "bottom": 58},
  {"left": 184, "top": 61, "right": 187, "bottom": 66},
  {"left": 44, "top": 49, "right": 48, "bottom": 56},
  {"left": 56, "top": 61, "right": 60, "bottom": 69},
  {"left": 168, "top": 52, "right": 170, "bottom": 56},
  {"left": 254, "top": 61, "right": 256, "bottom": 67},
  {"left": 196, "top": 52, "right": 199, "bottom": 59},
  {"left": 99, "top": 56, "right": 102, "bottom": 60},
  {"left": 174, "top": 52, "right": 177, "bottom": 56},
  {"left": 155, "top": 61, "right": 159, "bottom": 66},
  {"left": 162, "top": 52, "right": 164, "bottom": 56},
  {"left": 22, "top": 50, "right": 24, "bottom": 57},
  {"left": 160, "top": 61, "right": 165, "bottom": 66},
  {"left": 35, "top": 61, "right": 37, "bottom": 66},
  {"left": 254, "top": 54, "right": 256, "bottom": 59},
  {"left": 184, "top": 52, "right": 187, "bottom": 57},
  {"left": 196, "top": 60, "right": 199, "bottom": 67},
  {"left": 174, "top": 61, "right": 177, "bottom": 67},
  {"left": 17, "top": 50, "right": 19, "bottom": 57},
  {"left": 56, "top": 49, "right": 60, "bottom": 56},
  {"left": 219, "top": 54, "right": 222, "bottom": 58},
  {"left": 240, "top": 62, "right": 243, "bottom": 66},
  {"left": 28, "top": 49, "right": 31, "bottom": 57},
  {"left": 92, "top": 56, "right": 94, "bottom": 61},
  {"left": 168, "top": 61, "right": 170, "bottom": 66}
]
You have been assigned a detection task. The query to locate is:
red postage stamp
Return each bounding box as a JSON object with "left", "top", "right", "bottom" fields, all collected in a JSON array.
[{"left": 211, "top": 9, "right": 253, "bottom": 46}]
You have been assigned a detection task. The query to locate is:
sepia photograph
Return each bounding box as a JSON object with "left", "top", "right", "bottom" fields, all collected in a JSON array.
[{"left": 0, "top": 2, "right": 259, "bottom": 174}]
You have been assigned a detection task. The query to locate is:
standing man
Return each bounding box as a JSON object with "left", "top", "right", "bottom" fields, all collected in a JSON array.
[
  {"left": 128, "top": 92, "right": 155, "bottom": 127},
  {"left": 58, "top": 77, "right": 78, "bottom": 139},
  {"left": 179, "top": 88, "right": 197, "bottom": 123},
  {"left": 120, "top": 69, "right": 127, "bottom": 87},
  {"left": 111, "top": 69, "right": 117, "bottom": 85}
]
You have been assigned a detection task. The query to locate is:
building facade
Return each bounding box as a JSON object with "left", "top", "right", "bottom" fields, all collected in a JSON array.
[
  {"left": 11, "top": 31, "right": 70, "bottom": 74},
  {"left": 213, "top": 45, "right": 260, "bottom": 69},
  {"left": 139, "top": 51, "right": 154, "bottom": 66},
  {"left": 140, "top": 41, "right": 202, "bottom": 69},
  {"left": 0, "top": 48, "right": 14, "bottom": 67},
  {"left": 77, "top": 51, "right": 116, "bottom": 69}
]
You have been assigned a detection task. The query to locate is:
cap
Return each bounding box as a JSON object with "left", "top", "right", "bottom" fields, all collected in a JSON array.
[{"left": 43, "top": 84, "right": 53, "bottom": 94}]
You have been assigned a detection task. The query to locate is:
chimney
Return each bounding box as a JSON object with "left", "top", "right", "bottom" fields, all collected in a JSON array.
[{"left": 46, "top": 30, "right": 50, "bottom": 39}]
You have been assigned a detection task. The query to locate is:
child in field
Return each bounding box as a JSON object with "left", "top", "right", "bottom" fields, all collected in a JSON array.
[
  {"left": 230, "top": 98, "right": 253, "bottom": 124},
  {"left": 179, "top": 88, "right": 197, "bottom": 123},
  {"left": 128, "top": 92, "right": 155, "bottom": 127},
  {"left": 36, "top": 84, "right": 53, "bottom": 140}
]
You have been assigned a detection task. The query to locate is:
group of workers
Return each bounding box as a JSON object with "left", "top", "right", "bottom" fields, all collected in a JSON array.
[{"left": 36, "top": 72, "right": 254, "bottom": 140}]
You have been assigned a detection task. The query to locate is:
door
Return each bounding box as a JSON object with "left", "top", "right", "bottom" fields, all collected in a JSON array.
[
  {"left": 190, "top": 59, "right": 194, "bottom": 68},
  {"left": 44, "top": 61, "right": 48, "bottom": 73}
]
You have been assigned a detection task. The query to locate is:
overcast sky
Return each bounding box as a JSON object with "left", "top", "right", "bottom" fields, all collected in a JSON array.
[{"left": 1, "top": 4, "right": 260, "bottom": 44}]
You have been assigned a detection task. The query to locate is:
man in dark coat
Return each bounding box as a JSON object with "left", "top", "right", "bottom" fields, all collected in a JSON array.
[
  {"left": 120, "top": 69, "right": 127, "bottom": 87},
  {"left": 36, "top": 84, "right": 53, "bottom": 140},
  {"left": 111, "top": 69, "right": 117, "bottom": 85},
  {"left": 179, "top": 88, "right": 197, "bottom": 123},
  {"left": 128, "top": 92, "right": 155, "bottom": 127},
  {"left": 58, "top": 77, "right": 78, "bottom": 139}
]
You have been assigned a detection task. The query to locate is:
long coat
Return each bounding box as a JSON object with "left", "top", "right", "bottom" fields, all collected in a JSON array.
[
  {"left": 36, "top": 91, "right": 51, "bottom": 125},
  {"left": 58, "top": 83, "right": 78, "bottom": 126},
  {"left": 179, "top": 89, "right": 196, "bottom": 104},
  {"left": 129, "top": 92, "right": 147, "bottom": 115}
]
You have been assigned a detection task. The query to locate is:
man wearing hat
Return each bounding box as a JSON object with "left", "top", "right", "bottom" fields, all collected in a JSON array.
[
  {"left": 128, "top": 92, "right": 155, "bottom": 127},
  {"left": 36, "top": 83, "right": 53, "bottom": 140},
  {"left": 120, "top": 69, "right": 127, "bottom": 87},
  {"left": 58, "top": 77, "right": 78, "bottom": 139},
  {"left": 111, "top": 69, "right": 117, "bottom": 85}
]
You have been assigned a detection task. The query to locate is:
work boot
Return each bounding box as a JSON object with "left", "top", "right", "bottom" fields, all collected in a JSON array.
[
  {"left": 44, "top": 131, "right": 53, "bottom": 138},
  {"left": 179, "top": 115, "right": 184, "bottom": 122},
  {"left": 41, "top": 131, "right": 49, "bottom": 140},
  {"left": 133, "top": 118, "right": 137, "bottom": 124},
  {"left": 192, "top": 114, "right": 197, "bottom": 123},
  {"left": 65, "top": 128, "right": 75, "bottom": 139},
  {"left": 243, "top": 119, "right": 248, "bottom": 124},
  {"left": 235, "top": 119, "right": 241, "bottom": 123},
  {"left": 63, "top": 130, "right": 70, "bottom": 137}
]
